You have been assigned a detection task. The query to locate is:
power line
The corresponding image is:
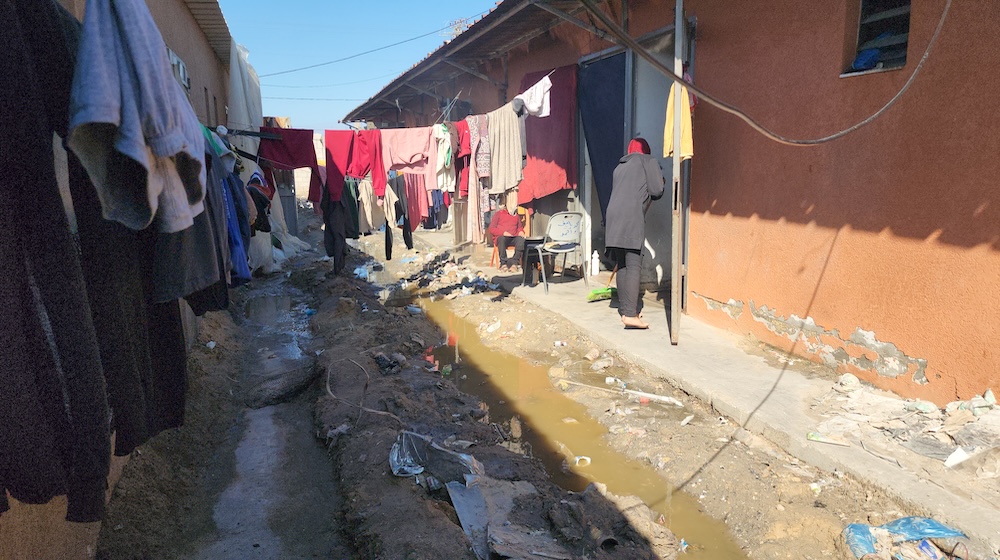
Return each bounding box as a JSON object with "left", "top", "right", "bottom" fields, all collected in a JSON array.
[
  {"left": 258, "top": 10, "right": 489, "bottom": 78},
  {"left": 263, "top": 96, "right": 366, "bottom": 101},
  {"left": 261, "top": 70, "right": 406, "bottom": 89},
  {"left": 579, "top": 0, "right": 952, "bottom": 147}
]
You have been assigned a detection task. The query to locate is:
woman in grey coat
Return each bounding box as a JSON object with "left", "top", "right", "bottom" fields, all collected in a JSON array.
[{"left": 604, "top": 138, "right": 665, "bottom": 329}]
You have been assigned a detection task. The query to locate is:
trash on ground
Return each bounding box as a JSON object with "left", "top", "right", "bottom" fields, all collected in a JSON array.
[
  {"left": 943, "top": 447, "right": 971, "bottom": 468},
  {"left": 573, "top": 456, "right": 592, "bottom": 467},
  {"left": 807, "top": 431, "right": 851, "bottom": 447},
  {"left": 842, "top": 516, "right": 968, "bottom": 560},
  {"left": 553, "top": 340, "right": 567, "bottom": 347},
  {"left": 447, "top": 474, "right": 572, "bottom": 560},
  {"left": 406, "top": 304, "right": 422, "bottom": 315},
  {"left": 584, "top": 348, "right": 601, "bottom": 361},
  {"left": 389, "top": 431, "right": 485, "bottom": 481},
  {"left": 681, "top": 415, "right": 694, "bottom": 426},
  {"left": 205, "top": 341, "right": 217, "bottom": 350}
]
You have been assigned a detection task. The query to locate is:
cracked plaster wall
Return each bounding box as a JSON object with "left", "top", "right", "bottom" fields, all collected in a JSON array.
[{"left": 692, "top": 292, "right": 929, "bottom": 386}]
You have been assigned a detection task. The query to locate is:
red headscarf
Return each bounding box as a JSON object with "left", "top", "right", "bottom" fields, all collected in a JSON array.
[{"left": 627, "top": 137, "right": 651, "bottom": 155}]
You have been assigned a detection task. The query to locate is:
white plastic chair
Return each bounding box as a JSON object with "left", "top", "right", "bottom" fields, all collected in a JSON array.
[{"left": 534, "top": 212, "right": 589, "bottom": 294}]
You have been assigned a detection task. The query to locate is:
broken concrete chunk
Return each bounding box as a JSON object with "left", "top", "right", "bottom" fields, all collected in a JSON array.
[{"left": 590, "top": 357, "right": 614, "bottom": 371}]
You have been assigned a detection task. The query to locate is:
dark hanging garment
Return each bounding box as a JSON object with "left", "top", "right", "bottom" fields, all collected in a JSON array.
[
  {"left": 1, "top": 0, "right": 111, "bottom": 522},
  {"left": 343, "top": 177, "right": 362, "bottom": 239},
  {"left": 36, "top": 0, "right": 187, "bottom": 459},
  {"left": 578, "top": 53, "right": 626, "bottom": 221},
  {"left": 321, "top": 185, "right": 348, "bottom": 274},
  {"left": 226, "top": 172, "right": 252, "bottom": 251},
  {"left": 248, "top": 185, "right": 272, "bottom": 234},
  {"left": 185, "top": 137, "right": 232, "bottom": 316}
]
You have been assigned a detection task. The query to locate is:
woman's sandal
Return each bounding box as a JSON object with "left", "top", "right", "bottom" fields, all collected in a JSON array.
[{"left": 621, "top": 315, "right": 649, "bottom": 329}]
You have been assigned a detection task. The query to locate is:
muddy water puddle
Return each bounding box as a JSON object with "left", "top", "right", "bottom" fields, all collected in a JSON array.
[
  {"left": 190, "top": 291, "right": 345, "bottom": 559},
  {"left": 420, "top": 297, "right": 748, "bottom": 559}
]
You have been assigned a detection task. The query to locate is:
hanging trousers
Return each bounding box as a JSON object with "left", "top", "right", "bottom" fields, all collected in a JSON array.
[{"left": 610, "top": 248, "right": 642, "bottom": 317}]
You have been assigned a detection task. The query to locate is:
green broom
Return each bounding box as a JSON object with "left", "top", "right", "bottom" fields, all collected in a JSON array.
[{"left": 586, "top": 266, "right": 617, "bottom": 302}]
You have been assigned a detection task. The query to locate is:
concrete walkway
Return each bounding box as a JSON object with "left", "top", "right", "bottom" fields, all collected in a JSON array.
[{"left": 416, "top": 232, "right": 1000, "bottom": 555}]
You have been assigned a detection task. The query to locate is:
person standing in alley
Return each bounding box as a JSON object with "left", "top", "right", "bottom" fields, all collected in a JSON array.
[
  {"left": 488, "top": 199, "right": 525, "bottom": 273},
  {"left": 604, "top": 138, "right": 665, "bottom": 329}
]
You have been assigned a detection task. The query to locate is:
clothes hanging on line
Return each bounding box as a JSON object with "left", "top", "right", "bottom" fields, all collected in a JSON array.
[
  {"left": 486, "top": 102, "right": 523, "bottom": 195},
  {"left": 258, "top": 126, "right": 325, "bottom": 204},
  {"left": 346, "top": 129, "right": 387, "bottom": 197},
  {"left": 1, "top": 0, "right": 111, "bottom": 522},
  {"left": 183, "top": 136, "right": 233, "bottom": 316},
  {"left": 663, "top": 83, "right": 694, "bottom": 161},
  {"left": 454, "top": 119, "right": 471, "bottom": 198},
  {"left": 403, "top": 173, "right": 430, "bottom": 232},
  {"left": 321, "top": 182, "right": 349, "bottom": 274},
  {"left": 390, "top": 126, "right": 438, "bottom": 189},
  {"left": 324, "top": 130, "right": 355, "bottom": 202},
  {"left": 433, "top": 123, "right": 456, "bottom": 193},
  {"left": 467, "top": 114, "right": 490, "bottom": 178},
  {"left": 68, "top": 0, "right": 206, "bottom": 235},
  {"left": 514, "top": 74, "right": 553, "bottom": 117},
  {"left": 518, "top": 65, "right": 578, "bottom": 206}
]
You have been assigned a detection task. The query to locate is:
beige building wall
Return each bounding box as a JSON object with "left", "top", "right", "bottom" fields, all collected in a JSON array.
[{"left": 56, "top": 0, "right": 229, "bottom": 127}]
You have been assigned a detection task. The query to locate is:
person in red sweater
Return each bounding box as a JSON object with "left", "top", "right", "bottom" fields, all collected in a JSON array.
[{"left": 488, "top": 207, "right": 525, "bottom": 273}]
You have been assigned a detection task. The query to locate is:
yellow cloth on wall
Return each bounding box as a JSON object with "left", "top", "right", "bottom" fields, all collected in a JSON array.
[{"left": 663, "top": 83, "right": 694, "bottom": 160}]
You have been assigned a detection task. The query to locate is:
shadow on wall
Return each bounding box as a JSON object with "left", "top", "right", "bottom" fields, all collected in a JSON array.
[{"left": 690, "top": 83, "right": 1000, "bottom": 251}]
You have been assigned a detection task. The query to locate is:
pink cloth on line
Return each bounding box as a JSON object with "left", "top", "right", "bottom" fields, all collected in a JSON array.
[
  {"left": 382, "top": 127, "right": 436, "bottom": 197},
  {"left": 403, "top": 173, "right": 429, "bottom": 232}
]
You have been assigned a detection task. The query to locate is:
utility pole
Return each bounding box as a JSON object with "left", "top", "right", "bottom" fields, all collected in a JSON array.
[{"left": 670, "top": 0, "right": 684, "bottom": 345}]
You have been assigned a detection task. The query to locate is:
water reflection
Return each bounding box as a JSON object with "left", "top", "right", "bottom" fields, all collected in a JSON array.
[{"left": 422, "top": 298, "right": 748, "bottom": 559}]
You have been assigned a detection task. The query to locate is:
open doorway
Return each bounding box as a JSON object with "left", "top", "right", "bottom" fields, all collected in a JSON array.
[{"left": 577, "top": 21, "right": 695, "bottom": 311}]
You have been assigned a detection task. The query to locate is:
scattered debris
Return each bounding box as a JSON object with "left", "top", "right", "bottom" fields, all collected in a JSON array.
[
  {"left": 842, "top": 516, "right": 970, "bottom": 560},
  {"left": 205, "top": 341, "right": 217, "bottom": 350},
  {"left": 388, "top": 431, "right": 485, "bottom": 481},
  {"left": 807, "top": 432, "right": 851, "bottom": 447}
]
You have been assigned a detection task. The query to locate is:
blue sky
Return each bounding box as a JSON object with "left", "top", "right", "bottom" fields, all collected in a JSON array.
[{"left": 218, "top": 0, "right": 499, "bottom": 131}]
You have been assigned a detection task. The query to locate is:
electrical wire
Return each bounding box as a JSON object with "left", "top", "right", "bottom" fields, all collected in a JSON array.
[
  {"left": 578, "top": 0, "right": 952, "bottom": 146},
  {"left": 263, "top": 96, "right": 366, "bottom": 101},
  {"left": 261, "top": 70, "right": 407, "bottom": 89},
  {"left": 258, "top": 10, "right": 490, "bottom": 78}
]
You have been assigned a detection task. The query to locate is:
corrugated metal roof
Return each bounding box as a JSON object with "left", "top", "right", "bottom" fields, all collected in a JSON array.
[
  {"left": 343, "top": 0, "right": 594, "bottom": 123},
  {"left": 183, "top": 0, "right": 232, "bottom": 66}
]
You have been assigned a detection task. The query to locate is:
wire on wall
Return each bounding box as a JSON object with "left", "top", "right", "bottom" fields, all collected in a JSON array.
[{"left": 578, "top": 0, "right": 952, "bottom": 147}]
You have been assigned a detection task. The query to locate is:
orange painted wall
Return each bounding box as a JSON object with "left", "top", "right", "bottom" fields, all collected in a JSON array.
[
  {"left": 682, "top": 0, "right": 1000, "bottom": 404},
  {"left": 399, "top": 0, "right": 1000, "bottom": 404}
]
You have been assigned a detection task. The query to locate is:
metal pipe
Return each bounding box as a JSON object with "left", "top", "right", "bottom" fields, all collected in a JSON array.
[{"left": 669, "top": 0, "right": 683, "bottom": 345}]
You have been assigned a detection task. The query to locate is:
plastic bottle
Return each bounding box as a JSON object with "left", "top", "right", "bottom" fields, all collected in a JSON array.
[{"left": 591, "top": 250, "right": 600, "bottom": 276}]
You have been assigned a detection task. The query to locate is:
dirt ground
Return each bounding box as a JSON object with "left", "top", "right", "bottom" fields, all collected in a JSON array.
[{"left": 96, "top": 208, "right": 918, "bottom": 560}]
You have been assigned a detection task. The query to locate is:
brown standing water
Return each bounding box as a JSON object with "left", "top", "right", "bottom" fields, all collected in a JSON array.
[{"left": 420, "top": 297, "right": 749, "bottom": 559}]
